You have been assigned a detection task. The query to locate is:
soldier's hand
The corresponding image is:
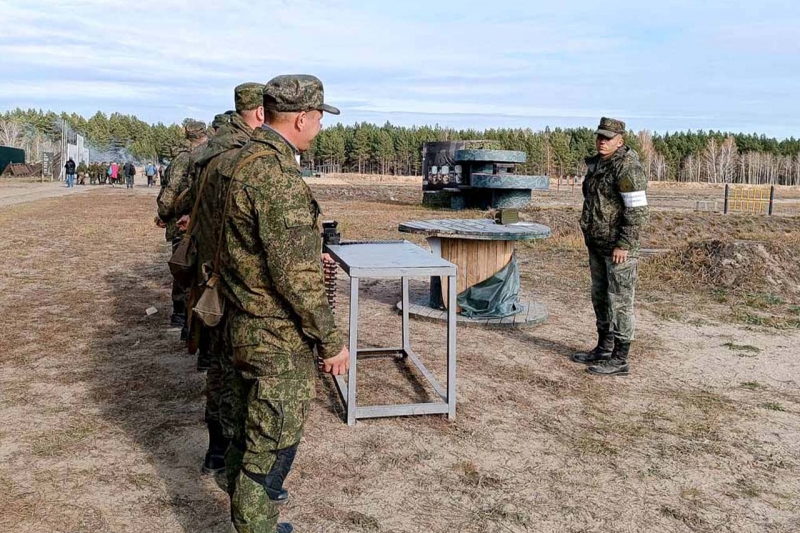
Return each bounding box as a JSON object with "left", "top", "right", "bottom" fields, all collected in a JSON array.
[
  {"left": 321, "top": 252, "right": 335, "bottom": 265},
  {"left": 177, "top": 215, "right": 190, "bottom": 232},
  {"left": 154, "top": 216, "right": 166, "bottom": 228},
  {"left": 320, "top": 346, "right": 350, "bottom": 375},
  {"left": 612, "top": 247, "right": 629, "bottom": 264}
]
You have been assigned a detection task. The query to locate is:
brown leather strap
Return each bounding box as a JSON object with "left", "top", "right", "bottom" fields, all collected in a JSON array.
[
  {"left": 212, "top": 151, "right": 271, "bottom": 274},
  {"left": 184, "top": 164, "right": 211, "bottom": 236}
]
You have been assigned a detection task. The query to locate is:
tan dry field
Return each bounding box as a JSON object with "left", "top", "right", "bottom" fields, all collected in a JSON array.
[{"left": 1, "top": 177, "right": 799, "bottom": 533}]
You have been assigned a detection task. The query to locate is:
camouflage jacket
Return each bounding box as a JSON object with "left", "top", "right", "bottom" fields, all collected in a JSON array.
[
  {"left": 157, "top": 143, "right": 205, "bottom": 240},
  {"left": 220, "top": 126, "right": 343, "bottom": 384},
  {"left": 580, "top": 146, "right": 649, "bottom": 256},
  {"left": 189, "top": 113, "right": 252, "bottom": 273}
]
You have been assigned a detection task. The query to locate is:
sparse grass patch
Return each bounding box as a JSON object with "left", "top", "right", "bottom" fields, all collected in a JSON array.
[
  {"left": 745, "top": 292, "right": 785, "bottom": 309},
  {"left": 30, "top": 418, "right": 98, "bottom": 457},
  {"left": 659, "top": 505, "right": 706, "bottom": 529},
  {"left": 574, "top": 435, "right": 618, "bottom": 456},
  {"left": 731, "top": 308, "right": 800, "bottom": 329},
  {"left": 651, "top": 303, "right": 685, "bottom": 321},
  {"left": 710, "top": 288, "right": 730, "bottom": 303},
  {"left": 741, "top": 381, "right": 766, "bottom": 390},
  {"left": 454, "top": 461, "right": 504, "bottom": 489},
  {"left": 722, "top": 342, "right": 761, "bottom": 355},
  {"left": 760, "top": 402, "right": 786, "bottom": 412}
]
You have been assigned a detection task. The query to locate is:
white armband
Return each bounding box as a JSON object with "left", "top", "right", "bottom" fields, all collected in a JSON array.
[{"left": 621, "top": 191, "right": 647, "bottom": 207}]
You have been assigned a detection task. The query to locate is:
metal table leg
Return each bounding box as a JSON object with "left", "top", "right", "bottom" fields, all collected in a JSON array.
[
  {"left": 447, "top": 274, "right": 457, "bottom": 420},
  {"left": 401, "top": 277, "right": 410, "bottom": 356},
  {"left": 347, "top": 277, "right": 359, "bottom": 426}
]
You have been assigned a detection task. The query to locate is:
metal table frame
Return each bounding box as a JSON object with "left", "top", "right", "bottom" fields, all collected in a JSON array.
[{"left": 324, "top": 241, "right": 457, "bottom": 426}]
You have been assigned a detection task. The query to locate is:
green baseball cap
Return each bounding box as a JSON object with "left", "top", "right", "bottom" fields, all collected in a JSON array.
[
  {"left": 264, "top": 74, "right": 340, "bottom": 115},
  {"left": 595, "top": 117, "right": 626, "bottom": 138},
  {"left": 235, "top": 82, "right": 265, "bottom": 112}
]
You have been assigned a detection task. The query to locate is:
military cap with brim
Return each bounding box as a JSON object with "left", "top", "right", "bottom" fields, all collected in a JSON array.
[
  {"left": 212, "top": 111, "right": 234, "bottom": 129},
  {"left": 184, "top": 119, "right": 207, "bottom": 140},
  {"left": 235, "top": 82, "right": 265, "bottom": 112},
  {"left": 595, "top": 117, "right": 626, "bottom": 138},
  {"left": 264, "top": 74, "right": 340, "bottom": 115}
]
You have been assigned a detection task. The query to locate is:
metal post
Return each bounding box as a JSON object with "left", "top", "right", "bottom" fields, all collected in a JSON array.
[
  {"left": 401, "top": 277, "right": 410, "bottom": 355},
  {"left": 347, "top": 278, "right": 359, "bottom": 426},
  {"left": 769, "top": 185, "right": 775, "bottom": 216},
  {"left": 446, "top": 274, "right": 457, "bottom": 421},
  {"left": 723, "top": 183, "right": 729, "bottom": 214}
]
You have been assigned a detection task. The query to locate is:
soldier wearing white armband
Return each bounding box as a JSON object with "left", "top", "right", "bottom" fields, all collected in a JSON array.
[{"left": 571, "top": 117, "right": 649, "bottom": 376}]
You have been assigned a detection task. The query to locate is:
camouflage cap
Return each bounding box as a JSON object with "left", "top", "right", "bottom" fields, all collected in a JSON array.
[
  {"left": 184, "top": 119, "right": 207, "bottom": 140},
  {"left": 235, "top": 82, "right": 265, "bottom": 112},
  {"left": 595, "top": 117, "right": 626, "bottom": 138},
  {"left": 263, "top": 74, "right": 340, "bottom": 115},
  {"left": 212, "top": 111, "right": 234, "bottom": 130}
]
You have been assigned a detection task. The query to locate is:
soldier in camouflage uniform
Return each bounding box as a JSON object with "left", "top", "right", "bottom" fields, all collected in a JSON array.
[
  {"left": 220, "top": 75, "right": 349, "bottom": 533},
  {"left": 156, "top": 121, "right": 208, "bottom": 331},
  {"left": 571, "top": 118, "right": 649, "bottom": 376},
  {"left": 182, "top": 84, "right": 265, "bottom": 475},
  {"left": 211, "top": 110, "right": 234, "bottom": 134}
]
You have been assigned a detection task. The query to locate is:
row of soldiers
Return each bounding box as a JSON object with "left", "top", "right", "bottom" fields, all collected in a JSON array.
[{"left": 155, "top": 76, "right": 348, "bottom": 533}]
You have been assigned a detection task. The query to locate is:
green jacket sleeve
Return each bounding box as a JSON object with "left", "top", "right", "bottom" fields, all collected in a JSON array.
[
  {"left": 157, "top": 153, "right": 192, "bottom": 221},
  {"left": 252, "top": 158, "right": 343, "bottom": 359},
  {"left": 615, "top": 162, "right": 649, "bottom": 251}
]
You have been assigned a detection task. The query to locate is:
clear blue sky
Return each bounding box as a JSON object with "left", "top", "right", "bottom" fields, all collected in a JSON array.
[{"left": 2, "top": 0, "right": 798, "bottom": 138}]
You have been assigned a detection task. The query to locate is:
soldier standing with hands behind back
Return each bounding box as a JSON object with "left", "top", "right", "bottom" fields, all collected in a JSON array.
[
  {"left": 221, "top": 75, "right": 349, "bottom": 533},
  {"left": 571, "top": 118, "right": 649, "bottom": 376}
]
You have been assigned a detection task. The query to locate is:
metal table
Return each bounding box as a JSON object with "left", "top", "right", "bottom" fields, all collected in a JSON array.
[{"left": 324, "top": 241, "right": 458, "bottom": 426}]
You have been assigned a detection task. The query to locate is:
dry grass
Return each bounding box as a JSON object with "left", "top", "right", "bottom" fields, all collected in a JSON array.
[{"left": 0, "top": 183, "right": 799, "bottom": 532}]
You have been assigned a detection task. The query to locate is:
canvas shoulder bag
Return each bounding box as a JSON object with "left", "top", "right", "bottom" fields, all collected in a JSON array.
[
  {"left": 167, "top": 166, "right": 208, "bottom": 284},
  {"left": 193, "top": 151, "right": 269, "bottom": 327}
]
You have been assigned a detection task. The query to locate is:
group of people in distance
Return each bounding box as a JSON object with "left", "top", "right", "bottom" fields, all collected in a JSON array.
[{"left": 64, "top": 159, "right": 163, "bottom": 188}]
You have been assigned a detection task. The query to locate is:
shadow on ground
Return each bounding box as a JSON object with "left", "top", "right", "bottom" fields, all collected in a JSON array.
[{"left": 89, "top": 261, "right": 228, "bottom": 532}]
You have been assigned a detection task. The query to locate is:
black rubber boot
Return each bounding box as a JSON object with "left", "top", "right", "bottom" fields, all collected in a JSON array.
[
  {"left": 587, "top": 341, "right": 630, "bottom": 376},
  {"left": 571, "top": 331, "right": 614, "bottom": 364},
  {"left": 202, "top": 421, "right": 230, "bottom": 475},
  {"left": 170, "top": 301, "right": 186, "bottom": 328},
  {"left": 196, "top": 351, "right": 211, "bottom": 372},
  {"left": 241, "top": 445, "right": 296, "bottom": 506},
  {"left": 263, "top": 445, "right": 296, "bottom": 505}
]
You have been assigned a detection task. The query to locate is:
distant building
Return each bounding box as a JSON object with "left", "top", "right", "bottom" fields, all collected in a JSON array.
[{"left": 0, "top": 146, "right": 26, "bottom": 175}]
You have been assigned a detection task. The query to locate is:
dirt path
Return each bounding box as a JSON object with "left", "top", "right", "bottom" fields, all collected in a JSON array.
[
  {"left": 0, "top": 176, "right": 158, "bottom": 208},
  {"left": 0, "top": 189, "right": 798, "bottom": 533}
]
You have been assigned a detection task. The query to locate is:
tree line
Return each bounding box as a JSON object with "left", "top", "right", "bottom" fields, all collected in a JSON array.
[{"left": 2, "top": 108, "right": 799, "bottom": 184}]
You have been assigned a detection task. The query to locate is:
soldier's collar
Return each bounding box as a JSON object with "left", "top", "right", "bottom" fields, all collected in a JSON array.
[{"left": 259, "top": 123, "right": 299, "bottom": 156}]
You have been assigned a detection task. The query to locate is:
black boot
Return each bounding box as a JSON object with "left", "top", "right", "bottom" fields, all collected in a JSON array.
[
  {"left": 241, "top": 445, "right": 295, "bottom": 506},
  {"left": 202, "top": 421, "right": 230, "bottom": 474},
  {"left": 587, "top": 341, "right": 630, "bottom": 376},
  {"left": 571, "top": 331, "right": 614, "bottom": 364},
  {"left": 196, "top": 351, "right": 211, "bottom": 372},
  {"left": 170, "top": 301, "right": 186, "bottom": 328},
  {"left": 276, "top": 524, "right": 293, "bottom": 533},
  {"left": 263, "top": 445, "right": 296, "bottom": 505}
]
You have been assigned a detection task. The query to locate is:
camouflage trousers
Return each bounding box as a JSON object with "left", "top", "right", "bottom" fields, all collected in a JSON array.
[
  {"left": 588, "top": 248, "right": 638, "bottom": 343},
  {"left": 227, "top": 374, "right": 310, "bottom": 533},
  {"left": 204, "top": 317, "right": 236, "bottom": 438},
  {"left": 225, "top": 313, "right": 316, "bottom": 533},
  {"left": 170, "top": 237, "right": 190, "bottom": 307}
]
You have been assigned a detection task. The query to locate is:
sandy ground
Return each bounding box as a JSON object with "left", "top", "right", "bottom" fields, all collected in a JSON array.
[
  {"left": 0, "top": 180, "right": 94, "bottom": 207},
  {"left": 0, "top": 181, "right": 798, "bottom": 533}
]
